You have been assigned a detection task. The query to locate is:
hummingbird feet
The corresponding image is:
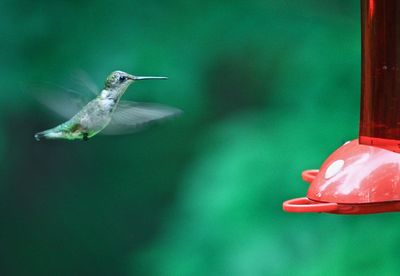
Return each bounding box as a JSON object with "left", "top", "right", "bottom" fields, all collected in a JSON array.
[{"left": 83, "top": 133, "right": 89, "bottom": 141}]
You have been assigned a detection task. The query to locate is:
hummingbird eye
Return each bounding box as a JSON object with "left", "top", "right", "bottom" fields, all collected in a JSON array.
[{"left": 118, "top": 76, "right": 126, "bottom": 82}]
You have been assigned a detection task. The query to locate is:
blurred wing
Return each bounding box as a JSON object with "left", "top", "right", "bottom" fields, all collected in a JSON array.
[
  {"left": 36, "top": 71, "right": 99, "bottom": 119},
  {"left": 37, "top": 88, "right": 87, "bottom": 119},
  {"left": 102, "top": 101, "right": 182, "bottom": 135},
  {"left": 70, "top": 69, "right": 99, "bottom": 96}
]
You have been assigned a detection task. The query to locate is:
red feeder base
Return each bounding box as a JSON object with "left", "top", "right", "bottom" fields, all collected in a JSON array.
[{"left": 283, "top": 139, "right": 400, "bottom": 214}]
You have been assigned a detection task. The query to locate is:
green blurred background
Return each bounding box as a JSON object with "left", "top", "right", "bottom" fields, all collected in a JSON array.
[{"left": 1, "top": 0, "right": 399, "bottom": 275}]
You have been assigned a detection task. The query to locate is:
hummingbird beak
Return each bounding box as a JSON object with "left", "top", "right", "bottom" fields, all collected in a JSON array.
[{"left": 131, "top": 76, "right": 168, "bottom": 81}]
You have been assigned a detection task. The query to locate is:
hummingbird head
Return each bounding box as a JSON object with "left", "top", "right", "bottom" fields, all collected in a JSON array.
[
  {"left": 105, "top": 70, "right": 168, "bottom": 90},
  {"left": 105, "top": 71, "right": 135, "bottom": 89}
]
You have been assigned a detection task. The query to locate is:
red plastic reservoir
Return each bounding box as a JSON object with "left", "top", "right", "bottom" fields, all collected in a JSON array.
[
  {"left": 359, "top": 0, "right": 400, "bottom": 152},
  {"left": 283, "top": 140, "right": 400, "bottom": 214}
]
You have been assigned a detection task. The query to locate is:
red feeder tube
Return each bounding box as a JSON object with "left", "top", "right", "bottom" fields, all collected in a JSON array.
[{"left": 359, "top": 0, "right": 400, "bottom": 152}]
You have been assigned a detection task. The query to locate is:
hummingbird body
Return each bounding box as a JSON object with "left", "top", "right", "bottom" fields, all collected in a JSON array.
[
  {"left": 35, "top": 71, "right": 177, "bottom": 141},
  {"left": 35, "top": 96, "right": 115, "bottom": 140}
]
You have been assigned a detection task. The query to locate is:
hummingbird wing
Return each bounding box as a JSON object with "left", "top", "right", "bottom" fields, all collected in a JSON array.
[
  {"left": 70, "top": 69, "right": 99, "bottom": 96},
  {"left": 36, "top": 71, "right": 99, "bottom": 119},
  {"left": 102, "top": 101, "right": 182, "bottom": 135},
  {"left": 37, "top": 88, "right": 88, "bottom": 118}
]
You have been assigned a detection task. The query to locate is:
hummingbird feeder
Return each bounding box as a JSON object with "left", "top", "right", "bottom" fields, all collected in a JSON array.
[{"left": 283, "top": 0, "right": 400, "bottom": 214}]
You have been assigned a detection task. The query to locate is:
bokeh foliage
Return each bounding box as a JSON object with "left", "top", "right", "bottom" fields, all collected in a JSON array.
[{"left": 1, "top": 0, "right": 398, "bottom": 275}]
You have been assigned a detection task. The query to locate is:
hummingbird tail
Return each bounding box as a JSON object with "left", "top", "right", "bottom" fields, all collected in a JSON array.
[
  {"left": 34, "top": 129, "right": 63, "bottom": 141},
  {"left": 34, "top": 132, "right": 46, "bottom": 141}
]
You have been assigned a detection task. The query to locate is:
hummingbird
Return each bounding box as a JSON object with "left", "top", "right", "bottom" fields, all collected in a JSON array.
[{"left": 34, "top": 70, "right": 181, "bottom": 141}]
